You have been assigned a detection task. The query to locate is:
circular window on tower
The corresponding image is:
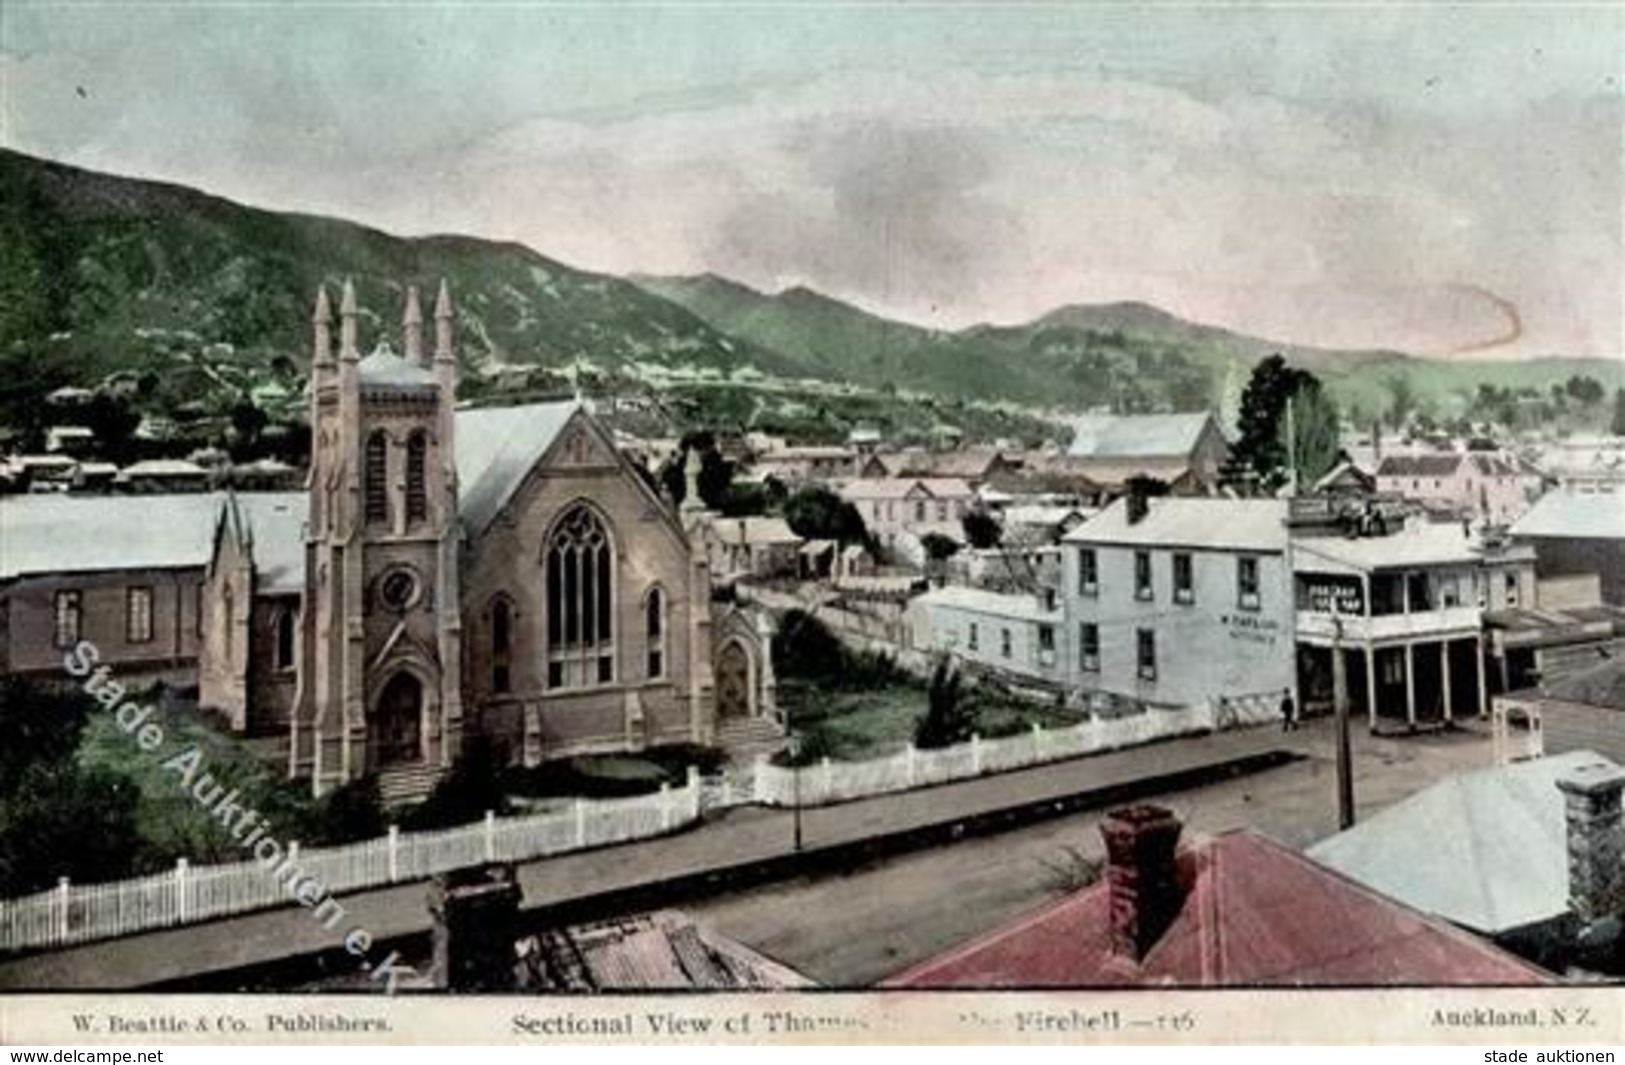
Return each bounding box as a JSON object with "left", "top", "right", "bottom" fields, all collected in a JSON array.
[{"left": 377, "top": 567, "right": 422, "bottom": 613}]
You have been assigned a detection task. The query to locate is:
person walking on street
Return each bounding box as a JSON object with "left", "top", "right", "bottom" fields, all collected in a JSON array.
[{"left": 1280, "top": 689, "right": 1298, "bottom": 732}]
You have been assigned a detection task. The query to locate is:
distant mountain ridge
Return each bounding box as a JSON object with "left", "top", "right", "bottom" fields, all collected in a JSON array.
[
  {"left": 0, "top": 147, "right": 808, "bottom": 389},
  {"left": 632, "top": 274, "right": 1622, "bottom": 418},
  {"left": 0, "top": 146, "right": 1617, "bottom": 431}
]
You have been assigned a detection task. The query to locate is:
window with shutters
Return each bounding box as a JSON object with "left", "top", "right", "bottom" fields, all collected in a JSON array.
[
  {"left": 54, "top": 590, "right": 82, "bottom": 649},
  {"left": 126, "top": 586, "right": 153, "bottom": 643}
]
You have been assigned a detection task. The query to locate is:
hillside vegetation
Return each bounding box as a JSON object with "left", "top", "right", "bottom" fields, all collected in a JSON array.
[{"left": 2, "top": 147, "right": 1618, "bottom": 441}]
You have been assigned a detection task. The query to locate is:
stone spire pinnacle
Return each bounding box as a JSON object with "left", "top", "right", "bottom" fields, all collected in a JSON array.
[
  {"left": 434, "top": 278, "right": 454, "bottom": 364},
  {"left": 339, "top": 278, "right": 359, "bottom": 361},
  {"left": 403, "top": 284, "right": 425, "bottom": 365},
  {"left": 312, "top": 285, "right": 334, "bottom": 366}
]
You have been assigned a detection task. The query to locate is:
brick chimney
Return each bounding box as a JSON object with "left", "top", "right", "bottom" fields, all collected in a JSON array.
[
  {"left": 1556, "top": 761, "right": 1625, "bottom": 925},
  {"left": 1125, "top": 485, "right": 1150, "bottom": 526},
  {"left": 429, "top": 863, "right": 523, "bottom": 991},
  {"left": 1100, "top": 804, "right": 1185, "bottom": 961}
]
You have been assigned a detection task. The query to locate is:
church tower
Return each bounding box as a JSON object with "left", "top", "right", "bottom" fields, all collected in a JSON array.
[{"left": 293, "top": 280, "right": 464, "bottom": 796}]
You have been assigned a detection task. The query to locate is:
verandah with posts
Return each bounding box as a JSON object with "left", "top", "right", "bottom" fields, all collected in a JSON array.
[{"left": 0, "top": 698, "right": 1265, "bottom": 953}]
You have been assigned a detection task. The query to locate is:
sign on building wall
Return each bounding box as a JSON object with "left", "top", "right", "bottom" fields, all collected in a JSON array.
[
  {"left": 1300, "top": 575, "right": 1364, "bottom": 615},
  {"left": 1223, "top": 612, "right": 1283, "bottom": 646}
]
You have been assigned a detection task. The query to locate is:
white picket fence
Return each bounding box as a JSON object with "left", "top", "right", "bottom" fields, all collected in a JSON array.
[
  {"left": 0, "top": 783, "right": 699, "bottom": 953},
  {"left": 750, "top": 703, "right": 1216, "bottom": 807},
  {"left": 0, "top": 694, "right": 1264, "bottom": 955}
]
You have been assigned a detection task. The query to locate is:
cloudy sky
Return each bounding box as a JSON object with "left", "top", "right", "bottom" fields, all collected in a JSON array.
[{"left": 2, "top": 3, "right": 1620, "bottom": 357}]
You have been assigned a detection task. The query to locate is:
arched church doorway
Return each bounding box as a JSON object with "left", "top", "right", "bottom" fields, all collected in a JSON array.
[
  {"left": 376, "top": 671, "right": 424, "bottom": 765},
  {"left": 716, "top": 641, "right": 753, "bottom": 720}
]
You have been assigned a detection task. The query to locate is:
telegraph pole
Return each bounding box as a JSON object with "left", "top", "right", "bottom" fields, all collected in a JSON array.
[
  {"left": 1332, "top": 612, "right": 1355, "bottom": 829},
  {"left": 1285, "top": 394, "right": 1300, "bottom": 497}
]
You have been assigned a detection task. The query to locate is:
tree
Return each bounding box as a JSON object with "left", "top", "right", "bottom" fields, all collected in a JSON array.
[
  {"left": 1233, "top": 355, "right": 1298, "bottom": 485},
  {"left": 770, "top": 609, "right": 848, "bottom": 682},
  {"left": 920, "top": 532, "right": 959, "bottom": 562},
  {"left": 961, "top": 509, "right": 1003, "bottom": 550},
  {"left": 82, "top": 391, "right": 142, "bottom": 465},
  {"left": 657, "top": 429, "right": 736, "bottom": 510},
  {"left": 782, "top": 484, "right": 870, "bottom": 548},
  {"left": 1385, "top": 373, "right": 1417, "bottom": 430},
  {"left": 0, "top": 763, "right": 145, "bottom": 894},
  {"left": 1567, "top": 374, "right": 1605, "bottom": 407},
  {"left": 1232, "top": 354, "right": 1337, "bottom": 492},
  {"left": 0, "top": 679, "right": 145, "bottom": 893},
  {"left": 1283, "top": 380, "right": 1342, "bottom": 488},
  {"left": 0, "top": 676, "right": 93, "bottom": 783},
  {"left": 309, "top": 775, "right": 387, "bottom": 845},
  {"left": 914, "top": 658, "right": 978, "bottom": 750},
  {"left": 1612, "top": 389, "right": 1625, "bottom": 437},
  {"left": 402, "top": 735, "right": 511, "bottom": 831},
  {"left": 227, "top": 399, "right": 268, "bottom": 461}
]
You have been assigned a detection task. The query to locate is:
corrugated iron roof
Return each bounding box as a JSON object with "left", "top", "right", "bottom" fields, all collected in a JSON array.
[
  {"left": 3, "top": 400, "right": 587, "bottom": 581},
  {"left": 884, "top": 829, "right": 1550, "bottom": 987},
  {"left": 519, "top": 910, "right": 813, "bottom": 991},
  {"left": 1512, "top": 488, "right": 1625, "bottom": 541},
  {"left": 838, "top": 477, "right": 974, "bottom": 501},
  {"left": 916, "top": 584, "right": 1060, "bottom": 622},
  {"left": 1063, "top": 497, "right": 1288, "bottom": 552},
  {"left": 1309, "top": 751, "right": 1608, "bottom": 934},
  {"left": 1066, "top": 412, "right": 1217, "bottom": 460}
]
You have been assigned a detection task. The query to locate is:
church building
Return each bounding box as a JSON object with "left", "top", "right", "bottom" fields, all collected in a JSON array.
[{"left": 198, "top": 281, "right": 781, "bottom": 797}]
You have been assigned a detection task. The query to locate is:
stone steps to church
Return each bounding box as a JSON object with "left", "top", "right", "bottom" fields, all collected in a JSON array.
[
  {"left": 376, "top": 764, "right": 446, "bottom": 807},
  {"left": 715, "top": 716, "right": 786, "bottom": 763}
]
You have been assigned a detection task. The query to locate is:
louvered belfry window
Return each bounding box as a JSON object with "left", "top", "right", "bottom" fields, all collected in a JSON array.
[{"left": 365, "top": 431, "right": 388, "bottom": 524}]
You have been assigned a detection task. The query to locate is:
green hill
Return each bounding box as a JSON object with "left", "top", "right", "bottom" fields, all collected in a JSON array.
[
  {"left": 636, "top": 274, "right": 1622, "bottom": 426},
  {"left": 0, "top": 148, "right": 809, "bottom": 433},
  {"left": 0, "top": 146, "right": 1617, "bottom": 442}
]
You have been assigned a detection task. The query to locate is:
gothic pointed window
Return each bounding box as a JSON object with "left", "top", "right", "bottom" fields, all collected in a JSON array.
[
  {"left": 645, "top": 587, "right": 666, "bottom": 680},
  {"left": 546, "top": 505, "right": 615, "bottom": 688},
  {"left": 364, "top": 430, "right": 388, "bottom": 524},
  {"left": 491, "top": 597, "right": 512, "bottom": 694},
  {"left": 274, "top": 607, "right": 296, "bottom": 671},
  {"left": 405, "top": 431, "right": 428, "bottom": 525}
]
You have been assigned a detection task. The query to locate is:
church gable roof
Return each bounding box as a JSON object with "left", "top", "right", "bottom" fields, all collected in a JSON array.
[{"left": 453, "top": 401, "right": 581, "bottom": 535}]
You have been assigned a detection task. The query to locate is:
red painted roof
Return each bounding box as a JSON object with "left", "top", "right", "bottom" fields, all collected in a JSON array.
[{"left": 883, "top": 831, "right": 1551, "bottom": 988}]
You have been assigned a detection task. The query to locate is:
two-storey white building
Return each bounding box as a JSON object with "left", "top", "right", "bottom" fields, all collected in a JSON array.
[
  {"left": 1292, "top": 518, "right": 1536, "bottom": 731},
  {"left": 907, "top": 584, "right": 1063, "bottom": 689},
  {"left": 1059, "top": 496, "right": 1294, "bottom": 712}
]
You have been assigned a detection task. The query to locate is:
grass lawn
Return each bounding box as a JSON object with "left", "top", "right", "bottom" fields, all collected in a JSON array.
[
  {"left": 76, "top": 687, "right": 322, "bottom": 870},
  {"left": 778, "top": 678, "right": 1085, "bottom": 763}
]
